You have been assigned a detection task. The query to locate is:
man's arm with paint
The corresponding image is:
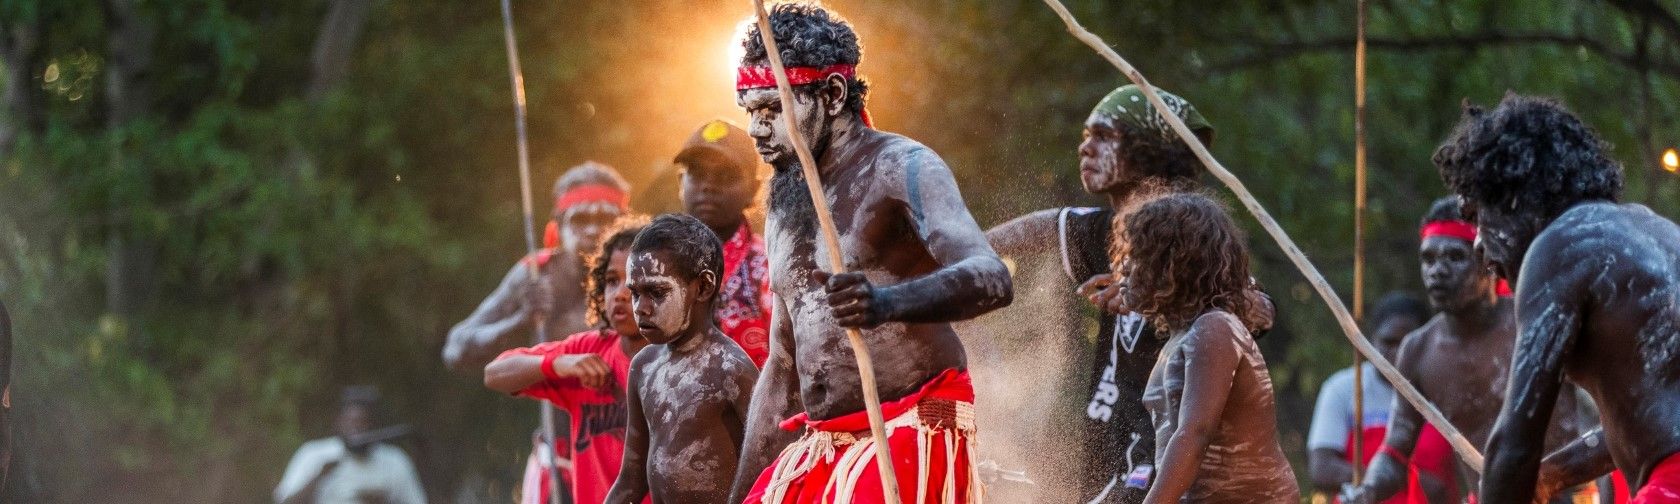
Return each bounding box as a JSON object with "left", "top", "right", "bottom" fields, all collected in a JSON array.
[
  {"left": 604, "top": 357, "right": 652, "bottom": 504},
  {"left": 1142, "top": 316, "right": 1240, "bottom": 504},
  {"left": 1481, "top": 231, "right": 1584, "bottom": 504},
  {"left": 445, "top": 262, "right": 536, "bottom": 372},
  {"left": 1341, "top": 336, "right": 1428, "bottom": 503},
  {"left": 823, "top": 149, "right": 1014, "bottom": 327},
  {"left": 728, "top": 298, "right": 804, "bottom": 503},
  {"left": 985, "top": 209, "right": 1059, "bottom": 258},
  {"left": 1534, "top": 428, "right": 1616, "bottom": 502}
]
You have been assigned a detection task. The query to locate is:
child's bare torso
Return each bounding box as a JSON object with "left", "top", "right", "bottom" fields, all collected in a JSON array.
[{"left": 634, "top": 330, "right": 757, "bottom": 502}]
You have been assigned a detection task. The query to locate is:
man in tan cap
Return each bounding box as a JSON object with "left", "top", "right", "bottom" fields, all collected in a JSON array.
[{"left": 674, "top": 119, "right": 771, "bottom": 367}]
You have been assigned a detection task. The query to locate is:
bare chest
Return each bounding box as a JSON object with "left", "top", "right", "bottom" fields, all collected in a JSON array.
[{"left": 1415, "top": 336, "right": 1512, "bottom": 440}]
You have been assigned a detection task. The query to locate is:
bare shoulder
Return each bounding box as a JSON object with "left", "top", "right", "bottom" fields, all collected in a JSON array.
[
  {"left": 629, "top": 343, "right": 664, "bottom": 376},
  {"left": 1529, "top": 203, "right": 1680, "bottom": 289},
  {"left": 1394, "top": 317, "right": 1444, "bottom": 376},
  {"left": 986, "top": 209, "right": 1060, "bottom": 234},
  {"left": 867, "top": 131, "right": 951, "bottom": 187},
  {"left": 708, "top": 331, "right": 758, "bottom": 380},
  {"left": 1536, "top": 203, "right": 1674, "bottom": 261},
  {"left": 1186, "top": 310, "right": 1246, "bottom": 346}
]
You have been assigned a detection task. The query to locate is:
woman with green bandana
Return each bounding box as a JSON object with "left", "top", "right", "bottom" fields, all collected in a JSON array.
[{"left": 986, "top": 84, "right": 1272, "bottom": 503}]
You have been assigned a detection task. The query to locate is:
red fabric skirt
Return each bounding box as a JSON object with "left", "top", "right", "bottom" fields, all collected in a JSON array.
[
  {"left": 1634, "top": 452, "right": 1680, "bottom": 503},
  {"left": 743, "top": 369, "right": 979, "bottom": 504}
]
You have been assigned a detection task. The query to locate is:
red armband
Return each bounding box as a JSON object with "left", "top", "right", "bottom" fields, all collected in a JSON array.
[{"left": 540, "top": 349, "right": 563, "bottom": 383}]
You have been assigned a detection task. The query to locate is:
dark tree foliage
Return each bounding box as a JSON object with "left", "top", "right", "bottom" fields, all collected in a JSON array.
[{"left": 0, "top": 0, "right": 1677, "bottom": 501}]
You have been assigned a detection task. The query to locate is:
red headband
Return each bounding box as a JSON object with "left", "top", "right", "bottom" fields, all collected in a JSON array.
[
  {"left": 1420, "top": 219, "right": 1512, "bottom": 297},
  {"left": 1420, "top": 220, "right": 1477, "bottom": 243},
  {"left": 554, "top": 184, "right": 628, "bottom": 214},
  {"left": 736, "top": 64, "right": 855, "bottom": 90},
  {"left": 737, "top": 64, "right": 874, "bottom": 128}
]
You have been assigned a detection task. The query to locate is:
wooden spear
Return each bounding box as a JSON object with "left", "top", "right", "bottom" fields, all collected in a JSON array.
[
  {"left": 1039, "top": 0, "right": 1486, "bottom": 472},
  {"left": 1351, "top": 0, "right": 1370, "bottom": 485},
  {"left": 749, "top": 1, "right": 904, "bottom": 502},
  {"left": 495, "top": 0, "right": 565, "bottom": 502}
]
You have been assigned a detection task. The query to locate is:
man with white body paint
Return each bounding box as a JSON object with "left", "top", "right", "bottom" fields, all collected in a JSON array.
[
  {"left": 445, "top": 161, "right": 631, "bottom": 372},
  {"left": 605, "top": 214, "right": 757, "bottom": 504},
  {"left": 728, "top": 5, "right": 1013, "bottom": 504},
  {"left": 1339, "top": 196, "right": 1593, "bottom": 504},
  {"left": 446, "top": 161, "right": 630, "bottom": 504},
  {"left": 1432, "top": 95, "right": 1680, "bottom": 503}
]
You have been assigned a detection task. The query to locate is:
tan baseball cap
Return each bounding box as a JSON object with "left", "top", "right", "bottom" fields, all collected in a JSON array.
[{"left": 674, "top": 119, "right": 760, "bottom": 176}]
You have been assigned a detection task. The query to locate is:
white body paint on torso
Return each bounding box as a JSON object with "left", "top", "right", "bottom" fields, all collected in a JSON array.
[{"left": 634, "top": 331, "right": 754, "bottom": 501}]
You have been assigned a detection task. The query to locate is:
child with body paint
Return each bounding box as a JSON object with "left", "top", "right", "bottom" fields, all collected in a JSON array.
[
  {"left": 483, "top": 219, "right": 652, "bottom": 504},
  {"left": 1118, "top": 193, "right": 1298, "bottom": 503},
  {"left": 604, "top": 214, "right": 757, "bottom": 504}
]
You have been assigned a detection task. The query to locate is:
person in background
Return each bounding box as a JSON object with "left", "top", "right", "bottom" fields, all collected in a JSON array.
[
  {"left": 1339, "top": 196, "right": 1593, "bottom": 503},
  {"left": 1307, "top": 292, "right": 1455, "bottom": 503},
  {"left": 985, "top": 83, "right": 1219, "bottom": 503},
  {"left": 672, "top": 119, "right": 772, "bottom": 367},
  {"left": 274, "top": 386, "right": 425, "bottom": 504},
  {"left": 444, "top": 162, "right": 631, "bottom": 372}
]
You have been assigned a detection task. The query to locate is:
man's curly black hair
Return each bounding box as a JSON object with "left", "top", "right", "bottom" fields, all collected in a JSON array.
[
  {"left": 739, "top": 3, "right": 869, "bottom": 119},
  {"left": 1433, "top": 94, "right": 1623, "bottom": 221},
  {"left": 1419, "top": 195, "right": 1465, "bottom": 228}
]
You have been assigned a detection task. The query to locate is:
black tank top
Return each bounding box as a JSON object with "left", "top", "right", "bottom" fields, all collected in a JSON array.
[{"left": 1059, "top": 207, "right": 1164, "bottom": 504}]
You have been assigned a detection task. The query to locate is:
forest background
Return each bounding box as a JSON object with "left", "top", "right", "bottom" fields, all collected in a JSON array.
[{"left": 3, "top": 0, "right": 1678, "bottom": 501}]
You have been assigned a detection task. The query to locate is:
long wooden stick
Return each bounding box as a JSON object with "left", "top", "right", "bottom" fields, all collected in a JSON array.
[
  {"left": 749, "top": 1, "right": 903, "bottom": 502},
  {"left": 1351, "top": 0, "right": 1369, "bottom": 486},
  {"left": 1040, "top": 0, "right": 1485, "bottom": 473},
  {"left": 495, "top": 1, "right": 565, "bottom": 502}
]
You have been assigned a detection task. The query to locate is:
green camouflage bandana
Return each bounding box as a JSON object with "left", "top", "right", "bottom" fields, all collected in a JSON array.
[{"left": 1090, "top": 84, "right": 1213, "bottom": 143}]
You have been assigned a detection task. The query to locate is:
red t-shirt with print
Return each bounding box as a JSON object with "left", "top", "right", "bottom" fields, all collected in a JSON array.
[{"left": 498, "top": 329, "right": 648, "bottom": 504}]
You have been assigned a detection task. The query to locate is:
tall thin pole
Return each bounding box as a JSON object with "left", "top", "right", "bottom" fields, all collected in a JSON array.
[
  {"left": 1351, "top": 0, "right": 1369, "bottom": 487},
  {"left": 749, "top": 2, "right": 902, "bottom": 502},
  {"left": 496, "top": 1, "right": 564, "bottom": 503}
]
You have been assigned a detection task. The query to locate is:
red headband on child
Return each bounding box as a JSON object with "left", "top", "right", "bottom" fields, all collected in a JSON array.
[{"left": 736, "top": 64, "right": 874, "bottom": 129}]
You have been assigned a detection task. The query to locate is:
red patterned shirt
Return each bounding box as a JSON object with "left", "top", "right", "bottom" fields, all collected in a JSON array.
[{"left": 717, "top": 222, "right": 771, "bottom": 367}]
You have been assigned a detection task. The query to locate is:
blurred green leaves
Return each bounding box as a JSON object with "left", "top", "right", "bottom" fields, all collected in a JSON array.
[{"left": 1, "top": 0, "right": 1677, "bottom": 501}]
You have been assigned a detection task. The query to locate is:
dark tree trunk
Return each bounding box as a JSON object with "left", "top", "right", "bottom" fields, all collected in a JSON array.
[
  {"left": 102, "top": 0, "right": 160, "bottom": 316},
  {"left": 309, "top": 0, "right": 375, "bottom": 101},
  {"left": 0, "top": 15, "right": 41, "bottom": 155}
]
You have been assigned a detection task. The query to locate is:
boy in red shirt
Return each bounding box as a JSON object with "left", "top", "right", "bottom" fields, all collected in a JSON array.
[{"left": 485, "top": 221, "right": 651, "bottom": 504}]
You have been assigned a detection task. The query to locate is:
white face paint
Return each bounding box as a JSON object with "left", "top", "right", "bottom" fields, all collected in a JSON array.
[
  {"left": 1078, "top": 115, "right": 1127, "bottom": 194},
  {"left": 629, "top": 252, "right": 692, "bottom": 343},
  {"left": 558, "top": 201, "right": 622, "bottom": 256}
]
